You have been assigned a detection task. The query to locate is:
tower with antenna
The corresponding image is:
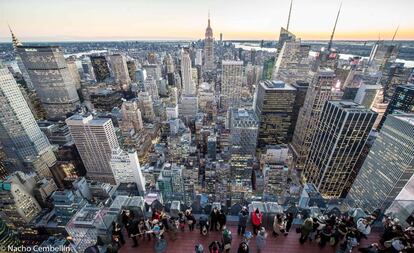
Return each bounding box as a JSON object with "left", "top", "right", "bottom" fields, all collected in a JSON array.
[{"left": 277, "top": 0, "right": 296, "bottom": 52}]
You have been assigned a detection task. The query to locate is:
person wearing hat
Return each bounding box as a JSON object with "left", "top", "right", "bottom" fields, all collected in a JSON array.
[
  {"left": 256, "top": 227, "right": 267, "bottom": 253},
  {"left": 238, "top": 207, "right": 248, "bottom": 236},
  {"left": 222, "top": 227, "right": 232, "bottom": 252}
]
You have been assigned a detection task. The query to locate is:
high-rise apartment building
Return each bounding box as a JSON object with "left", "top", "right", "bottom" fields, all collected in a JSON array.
[
  {"left": 204, "top": 15, "right": 215, "bottom": 71},
  {"left": 90, "top": 55, "right": 110, "bottom": 82},
  {"left": 221, "top": 60, "right": 243, "bottom": 110},
  {"left": 17, "top": 46, "right": 80, "bottom": 119},
  {"left": 108, "top": 54, "right": 132, "bottom": 90},
  {"left": 110, "top": 148, "right": 146, "bottom": 194},
  {"left": 347, "top": 113, "right": 414, "bottom": 212},
  {"left": 66, "top": 115, "right": 119, "bottom": 184},
  {"left": 255, "top": 80, "right": 296, "bottom": 151},
  {"left": 0, "top": 67, "right": 56, "bottom": 177},
  {"left": 291, "top": 68, "right": 343, "bottom": 169},
  {"left": 303, "top": 101, "right": 377, "bottom": 198}
]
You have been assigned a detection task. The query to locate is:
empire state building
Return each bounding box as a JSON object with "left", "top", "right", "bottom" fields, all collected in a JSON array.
[{"left": 204, "top": 14, "right": 215, "bottom": 71}]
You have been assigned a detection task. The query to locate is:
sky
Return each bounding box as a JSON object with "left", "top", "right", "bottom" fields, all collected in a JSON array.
[{"left": 0, "top": 0, "right": 413, "bottom": 42}]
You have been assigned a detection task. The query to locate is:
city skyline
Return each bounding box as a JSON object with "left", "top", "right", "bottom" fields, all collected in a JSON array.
[{"left": 0, "top": 0, "right": 414, "bottom": 42}]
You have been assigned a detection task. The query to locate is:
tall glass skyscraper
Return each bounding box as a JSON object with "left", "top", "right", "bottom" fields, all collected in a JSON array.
[
  {"left": 0, "top": 67, "right": 56, "bottom": 176},
  {"left": 347, "top": 113, "right": 414, "bottom": 212},
  {"left": 303, "top": 101, "right": 377, "bottom": 198},
  {"left": 17, "top": 46, "right": 80, "bottom": 120}
]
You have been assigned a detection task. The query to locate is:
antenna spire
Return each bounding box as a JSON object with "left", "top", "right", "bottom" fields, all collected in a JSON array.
[
  {"left": 208, "top": 10, "right": 211, "bottom": 27},
  {"left": 287, "top": 0, "right": 293, "bottom": 31},
  {"left": 328, "top": 2, "right": 342, "bottom": 52},
  {"left": 391, "top": 25, "right": 399, "bottom": 42}
]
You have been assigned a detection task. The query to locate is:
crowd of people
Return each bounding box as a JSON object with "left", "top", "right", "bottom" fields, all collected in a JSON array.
[{"left": 109, "top": 207, "right": 414, "bottom": 253}]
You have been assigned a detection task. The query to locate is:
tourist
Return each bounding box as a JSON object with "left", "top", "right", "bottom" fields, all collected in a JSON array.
[
  {"left": 218, "top": 210, "right": 227, "bottom": 231},
  {"left": 238, "top": 207, "right": 248, "bottom": 236},
  {"left": 285, "top": 212, "right": 294, "bottom": 233},
  {"left": 208, "top": 240, "right": 222, "bottom": 253},
  {"left": 222, "top": 226, "right": 232, "bottom": 252},
  {"left": 256, "top": 227, "right": 267, "bottom": 253},
  {"left": 210, "top": 207, "right": 220, "bottom": 231},
  {"left": 251, "top": 208, "right": 263, "bottom": 235},
  {"left": 300, "top": 217, "right": 314, "bottom": 244},
  {"left": 186, "top": 209, "right": 197, "bottom": 231},
  {"left": 273, "top": 214, "right": 287, "bottom": 236}
]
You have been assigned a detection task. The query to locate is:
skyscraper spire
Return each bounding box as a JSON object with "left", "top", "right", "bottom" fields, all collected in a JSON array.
[
  {"left": 327, "top": 2, "right": 342, "bottom": 52},
  {"left": 391, "top": 25, "right": 399, "bottom": 42},
  {"left": 208, "top": 10, "right": 211, "bottom": 28},
  {"left": 8, "top": 25, "right": 22, "bottom": 50},
  {"left": 286, "top": 0, "right": 293, "bottom": 31}
]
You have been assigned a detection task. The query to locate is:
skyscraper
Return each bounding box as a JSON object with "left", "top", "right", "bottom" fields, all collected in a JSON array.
[
  {"left": 144, "top": 76, "right": 160, "bottom": 102},
  {"left": 181, "top": 48, "right": 196, "bottom": 96},
  {"left": 0, "top": 172, "right": 42, "bottom": 228},
  {"left": 17, "top": 45, "right": 80, "bottom": 119},
  {"left": 290, "top": 80, "right": 309, "bottom": 138},
  {"left": 204, "top": 14, "right": 215, "bottom": 71},
  {"left": 66, "top": 114, "right": 119, "bottom": 184},
  {"left": 138, "top": 92, "right": 156, "bottom": 123},
  {"left": 303, "top": 101, "right": 377, "bottom": 198},
  {"left": 347, "top": 113, "right": 414, "bottom": 212},
  {"left": 90, "top": 55, "right": 110, "bottom": 82},
  {"left": 221, "top": 60, "right": 243, "bottom": 110},
  {"left": 110, "top": 148, "right": 146, "bottom": 194},
  {"left": 354, "top": 83, "right": 383, "bottom": 109},
  {"left": 255, "top": 80, "right": 297, "bottom": 151},
  {"left": 291, "top": 68, "right": 342, "bottom": 170},
  {"left": 272, "top": 39, "right": 311, "bottom": 84},
  {"left": 229, "top": 108, "right": 259, "bottom": 156},
  {"left": 0, "top": 67, "right": 56, "bottom": 177},
  {"left": 66, "top": 56, "right": 81, "bottom": 90},
  {"left": 108, "top": 54, "right": 132, "bottom": 90},
  {"left": 120, "top": 99, "right": 143, "bottom": 135},
  {"left": 379, "top": 84, "right": 414, "bottom": 128}
]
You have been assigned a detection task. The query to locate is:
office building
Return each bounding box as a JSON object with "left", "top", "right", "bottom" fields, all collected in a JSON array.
[
  {"left": 303, "top": 101, "right": 377, "bottom": 198},
  {"left": 272, "top": 39, "right": 311, "bottom": 84},
  {"left": 347, "top": 113, "right": 414, "bottom": 212},
  {"left": 143, "top": 64, "right": 161, "bottom": 81},
  {"left": 17, "top": 45, "right": 80, "bottom": 119},
  {"left": 66, "top": 114, "right": 119, "bottom": 184},
  {"left": 66, "top": 56, "right": 81, "bottom": 90},
  {"left": 120, "top": 99, "right": 143, "bottom": 135},
  {"left": 137, "top": 92, "right": 156, "bottom": 123},
  {"left": 108, "top": 54, "right": 131, "bottom": 90},
  {"left": 291, "top": 68, "right": 342, "bottom": 169},
  {"left": 228, "top": 108, "right": 259, "bottom": 156},
  {"left": 380, "top": 84, "right": 414, "bottom": 128},
  {"left": 0, "top": 67, "right": 56, "bottom": 176},
  {"left": 90, "top": 55, "right": 110, "bottom": 82},
  {"left": 0, "top": 172, "right": 41, "bottom": 228},
  {"left": 221, "top": 60, "right": 243, "bottom": 109},
  {"left": 89, "top": 89, "right": 122, "bottom": 111},
  {"left": 354, "top": 83, "right": 383, "bottom": 109},
  {"left": 144, "top": 76, "right": 160, "bottom": 102},
  {"left": 110, "top": 148, "right": 146, "bottom": 194},
  {"left": 204, "top": 15, "right": 215, "bottom": 71},
  {"left": 255, "top": 80, "right": 296, "bottom": 151},
  {"left": 181, "top": 48, "right": 196, "bottom": 96}
]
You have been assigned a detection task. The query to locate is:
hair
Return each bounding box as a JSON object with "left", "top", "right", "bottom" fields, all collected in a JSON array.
[{"left": 255, "top": 208, "right": 260, "bottom": 213}]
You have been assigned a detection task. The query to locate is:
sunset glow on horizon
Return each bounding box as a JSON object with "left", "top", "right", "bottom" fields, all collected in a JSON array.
[{"left": 0, "top": 0, "right": 413, "bottom": 42}]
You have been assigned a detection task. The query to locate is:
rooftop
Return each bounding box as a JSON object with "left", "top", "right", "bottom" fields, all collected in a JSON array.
[
  {"left": 261, "top": 80, "right": 296, "bottom": 91},
  {"left": 118, "top": 223, "right": 380, "bottom": 253}
]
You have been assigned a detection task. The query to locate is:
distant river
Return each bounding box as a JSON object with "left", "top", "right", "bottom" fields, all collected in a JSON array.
[{"left": 233, "top": 43, "right": 414, "bottom": 68}]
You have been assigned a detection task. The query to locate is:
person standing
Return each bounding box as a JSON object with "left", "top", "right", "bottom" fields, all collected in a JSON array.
[
  {"left": 222, "top": 227, "right": 232, "bottom": 252},
  {"left": 210, "top": 207, "right": 220, "bottom": 231},
  {"left": 186, "top": 209, "right": 197, "bottom": 231},
  {"left": 251, "top": 208, "right": 263, "bottom": 235},
  {"left": 272, "top": 214, "right": 287, "bottom": 236},
  {"left": 285, "top": 213, "right": 294, "bottom": 233},
  {"left": 300, "top": 217, "right": 314, "bottom": 244},
  {"left": 195, "top": 244, "right": 204, "bottom": 253},
  {"left": 237, "top": 241, "right": 249, "bottom": 253},
  {"left": 218, "top": 210, "right": 227, "bottom": 231},
  {"left": 238, "top": 207, "right": 248, "bottom": 236},
  {"left": 256, "top": 227, "right": 267, "bottom": 253},
  {"left": 128, "top": 217, "right": 140, "bottom": 247}
]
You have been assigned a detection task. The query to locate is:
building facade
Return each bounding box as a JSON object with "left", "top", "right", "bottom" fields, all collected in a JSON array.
[{"left": 303, "top": 101, "right": 377, "bottom": 198}]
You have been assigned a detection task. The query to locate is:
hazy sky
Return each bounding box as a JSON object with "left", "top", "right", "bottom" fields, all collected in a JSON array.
[{"left": 0, "top": 0, "right": 413, "bottom": 42}]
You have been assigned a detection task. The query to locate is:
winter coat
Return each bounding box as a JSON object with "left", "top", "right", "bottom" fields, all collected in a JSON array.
[
  {"left": 301, "top": 218, "right": 314, "bottom": 237},
  {"left": 256, "top": 233, "right": 266, "bottom": 249},
  {"left": 273, "top": 216, "right": 285, "bottom": 235},
  {"left": 238, "top": 211, "right": 248, "bottom": 227},
  {"left": 251, "top": 211, "right": 263, "bottom": 226}
]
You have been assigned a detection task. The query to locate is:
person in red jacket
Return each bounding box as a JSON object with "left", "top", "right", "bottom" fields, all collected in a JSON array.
[{"left": 251, "top": 208, "right": 263, "bottom": 235}]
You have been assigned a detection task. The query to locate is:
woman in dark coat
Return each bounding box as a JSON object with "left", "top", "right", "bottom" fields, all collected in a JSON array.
[{"left": 218, "top": 210, "right": 227, "bottom": 230}]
